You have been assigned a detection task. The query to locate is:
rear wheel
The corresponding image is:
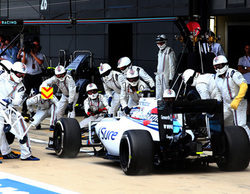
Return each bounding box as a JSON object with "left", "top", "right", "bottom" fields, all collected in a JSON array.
[
  {"left": 216, "top": 126, "right": 250, "bottom": 171},
  {"left": 120, "top": 130, "right": 154, "bottom": 175},
  {"left": 54, "top": 118, "right": 81, "bottom": 158}
]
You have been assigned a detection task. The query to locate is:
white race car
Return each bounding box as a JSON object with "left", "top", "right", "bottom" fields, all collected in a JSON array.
[{"left": 48, "top": 97, "right": 250, "bottom": 175}]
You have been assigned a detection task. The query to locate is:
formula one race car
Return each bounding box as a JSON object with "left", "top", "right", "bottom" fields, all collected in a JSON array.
[{"left": 48, "top": 94, "right": 250, "bottom": 175}]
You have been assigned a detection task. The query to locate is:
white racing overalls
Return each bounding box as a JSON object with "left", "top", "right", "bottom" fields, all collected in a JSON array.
[
  {"left": 80, "top": 94, "right": 109, "bottom": 128},
  {"left": 102, "top": 70, "right": 125, "bottom": 116},
  {"left": 193, "top": 73, "right": 222, "bottom": 101},
  {"left": 0, "top": 74, "right": 32, "bottom": 159},
  {"left": 120, "top": 80, "right": 150, "bottom": 108},
  {"left": 215, "top": 68, "right": 250, "bottom": 138},
  {"left": 43, "top": 74, "right": 78, "bottom": 119},
  {"left": 156, "top": 46, "right": 176, "bottom": 100},
  {"left": 26, "top": 94, "right": 58, "bottom": 127}
]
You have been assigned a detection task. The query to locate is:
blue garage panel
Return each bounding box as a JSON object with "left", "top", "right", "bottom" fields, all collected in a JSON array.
[
  {"left": 76, "top": 35, "right": 105, "bottom": 60},
  {"left": 76, "top": 24, "right": 106, "bottom": 35},
  {"left": 138, "top": 0, "right": 174, "bottom": 17},
  {"left": 136, "top": 22, "right": 174, "bottom": 34},
  {"left": 105, "top": 0, "right": 137, "bottom": 18},
  {"left": 76, "top": 0, "right": 104, "bottom": 19},
  {"left": 1, "top": 0, "right": 40, "bottom": 19},
  {"left": 49, "top": 25, "right": 76, "bottom": 35},
  {"left": 174, "top": 0, "right": 189, "bottom": 16}
]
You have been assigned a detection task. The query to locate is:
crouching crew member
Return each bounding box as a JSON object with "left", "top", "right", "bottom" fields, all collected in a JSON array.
[
  {"left": 26, "top": 84, "right": 58, "bottom": 131},
  {"left": 79, "top": 83, "right": 109, "bottom": 129}
]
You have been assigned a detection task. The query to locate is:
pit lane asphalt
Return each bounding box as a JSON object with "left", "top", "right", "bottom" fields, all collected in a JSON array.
[{"left": 1, "top": 116, "right": 250, "bottom": 194}]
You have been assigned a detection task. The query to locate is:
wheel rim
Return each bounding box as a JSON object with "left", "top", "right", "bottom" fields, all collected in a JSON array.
[
  {"left": 120, "top": 135, "right": 131, "bottom": 171},
  {"left": 55, "top": 121, "right": 64, "bottom": 155}
]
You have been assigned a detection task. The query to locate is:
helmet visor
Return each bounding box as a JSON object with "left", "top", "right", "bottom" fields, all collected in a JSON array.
[
  {"left": 101, "top": 69, "right": 111, "bottom": 77},
  {"left": 214, "top": 63, "right": 225, "bottom": 70},
  {"left": 87, "top": 89, "right": 98, "bottom": 95},
  {"left": 12, "top": 70, "right": 25, "bottom": 78},
  {"left": 127, "top": 76, "right": 139, "bottom": 82},
  {"left": 56, "top": 73, "right": 66, "bottom": 78}
]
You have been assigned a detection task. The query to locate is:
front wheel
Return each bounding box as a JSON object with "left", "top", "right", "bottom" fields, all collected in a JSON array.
[
  {"left": 54, "top": 118, "right": 81, "bottom": 158},
  {"left": 120, "top": 130, "right": 154, "bottom": 175}
]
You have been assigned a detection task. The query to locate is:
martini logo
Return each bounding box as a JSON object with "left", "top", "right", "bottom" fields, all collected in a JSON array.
[{"left": 41, "top": 87, "right": 53, "bottom": 99}]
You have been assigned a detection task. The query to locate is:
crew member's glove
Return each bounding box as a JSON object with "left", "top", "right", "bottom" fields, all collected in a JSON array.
[
  {"left": 3, "top": 124, "right": 11, "bottom": 133},
  {"left": 67, "top": 102, "right": 73, "bottom": 112},
  {"left": 124, "top": 106, "right": 131, "bottom": 115},
  {"left": 108, "top": 97, "right": 112, "bottom": 107},
  {"left": 230, "top": 82, "right": 248, "bottom": 110},
  {"left": 87, "top": 109, "right": 94, "bottom": 116},
  {"left": 98, "top": 107, "right": 107, "bottom": 113}
]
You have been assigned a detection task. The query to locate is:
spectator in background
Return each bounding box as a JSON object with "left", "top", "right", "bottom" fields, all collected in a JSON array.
[
  {"left": 20, "top": 38, "right": 44, "bottom": 118},
  {"left": 238, "top": 43, "right": 250, "bottom": 121},
  {"left": 3, "top": 36, "right": 18, "bottom": 64},
  {"left": 202, "top": 30, "right": 225, "bottom": 56}
]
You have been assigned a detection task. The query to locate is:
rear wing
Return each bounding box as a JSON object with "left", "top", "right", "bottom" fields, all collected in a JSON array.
[{"left": 158, "top": 99, "right": 224, "bottom": 142}]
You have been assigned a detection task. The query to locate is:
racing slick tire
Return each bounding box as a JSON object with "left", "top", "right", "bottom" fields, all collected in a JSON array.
[
  {"left": 216, "top": 126, "right": 250, "bottom": 171},
  {"left": 120, "top": 130, "right": 154, "bottom": 175},
  {"left": 54, "top": 118, "right": 81, "bottom": 158}
]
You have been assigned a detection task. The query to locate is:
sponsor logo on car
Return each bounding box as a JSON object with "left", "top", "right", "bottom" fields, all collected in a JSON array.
[{"left": 100, "top": 127, "right": 118, "bottom": 140}]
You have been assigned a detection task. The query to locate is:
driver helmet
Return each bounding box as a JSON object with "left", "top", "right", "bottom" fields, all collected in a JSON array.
[
  {"left": 126, "top": 67, "right": 139, "bottom": 87},
  {"left": 55, "top": 65, "right": 67, "bottom": 81},
  {"left": 86, "top": 83, "right": 98, "bottom": 100},
  {"left": 0, "top": 60, "right": 12, "bottom": 72},
  {"left": 213, "top": 55, "right": 228, "bottom": 75},
  {"left": 155, "top": 34, "right": 167, "bottom": 50},
  {"left": 182, "top": 69, "right": 198, "bottom": 86},
  {"left": 10, "top": 62, "right": 26, "bottom": 83},
  {"left": 99, "top": 63, "right": 112, "bottom": 80},
  {"left": 117, "top": 57, "right": 132, "bottom": 74},
  {"left": 163, "top": 89, "right": 176, "bottom": 102}
]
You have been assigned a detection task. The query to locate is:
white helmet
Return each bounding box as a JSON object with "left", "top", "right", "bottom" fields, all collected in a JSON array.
[
  {"left": 213, "top": 55, "right": 229, "bottom": 75},
  {"left": 182, "top": 69, "right": 197, "bottom": 86},
  {"left": 86, "top": 83, "right": 98, "bottom": 99},
  {"left": 0, "top": 60, "right": 12, "bottom": 72},
  {"left": 117, "top": 57, "right": 132, "bottom": 74},
  {"left": 155, "top": 34, "right": 167, "bottom": 50},
  {"left": 163, "top": 89, "right": 176, "bottom": 98},
  {"left": 10, "top": 62, "right": 26, "bottom": 83},
  {"left": 99, "top": 63, "right": 112, "bottom": 80},
  {"left": 55, "top": 65, "right": 66, "bottom": 81},
  {"left": 126, "top": 68, "right": 139, "bottom": 87}
]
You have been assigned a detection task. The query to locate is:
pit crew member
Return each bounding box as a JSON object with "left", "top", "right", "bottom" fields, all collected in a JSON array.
[
  {"left": 155, "top": 34, "right": 176, "bottom": 100},
  {"left": 0, "top": 62, "right": 39, "bottom": 160},
  {"left": 213, "top": 55, "right": 250, "bottom": 139},
  {"left": 26, "top": 84, "right": 58, "bottom": 131},
  {"left": 99, "top": 63, "right": 125, "bottom": 116},
  {"left": 120, "top": 67, "right": 150, "bottom": 114},
  {"left": 182, "top": 69, "right": 222, "bottom": 101},
  {"left": 117, "top": 56, "right": 155, "bottom": 90},
  {"left": 42, "top": 65, "right": 78, "bottom": 119},
  {"left": 79, "top": 83, "right": 109, "bottom": 128}
]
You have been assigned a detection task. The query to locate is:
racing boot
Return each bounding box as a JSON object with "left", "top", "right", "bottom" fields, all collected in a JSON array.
[
  {"left": 21, "top": 155, "right": 40, "bottom": 161},
  {"left": 36, "top": 124, "right": 41, "bottom": 129},
  {"left": 3, "top": 151, "right": 20, "bottom": 159},
  {"left": 49, "top": 125, "right": 55, "bottom": 131}
]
